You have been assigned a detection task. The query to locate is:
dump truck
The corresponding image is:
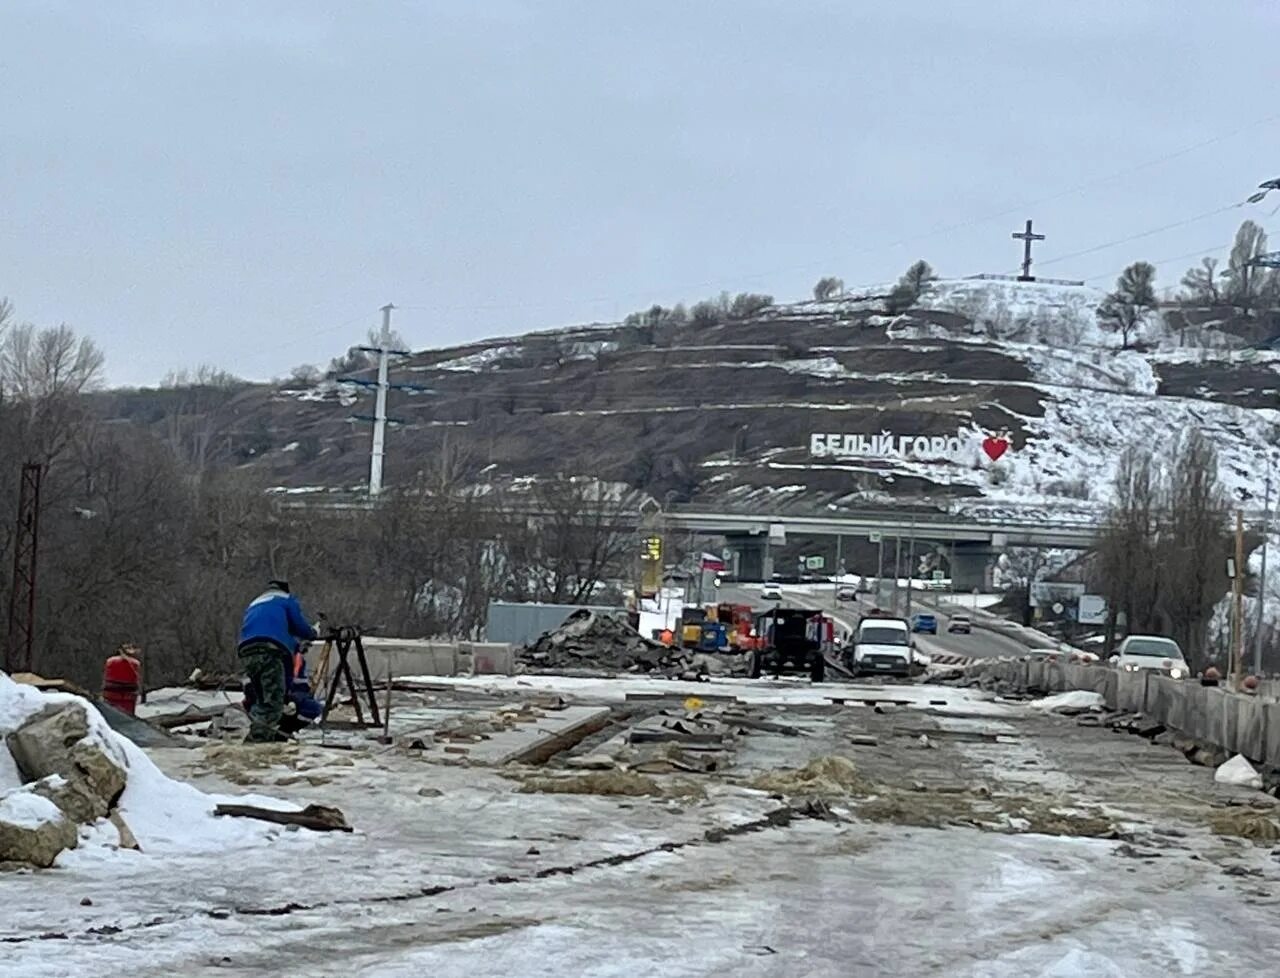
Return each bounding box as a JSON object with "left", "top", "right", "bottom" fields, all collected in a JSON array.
[{"left": 747, "top": 607, "right": 828, "bottom": 682}]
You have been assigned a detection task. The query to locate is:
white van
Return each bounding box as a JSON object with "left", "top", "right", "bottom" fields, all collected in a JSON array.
[
  {"left": 1111, "top": 635, "right": 1190, "bottom": 679},
  {"left": 850, "top": 617, "right": 914, "bottom": 676}
]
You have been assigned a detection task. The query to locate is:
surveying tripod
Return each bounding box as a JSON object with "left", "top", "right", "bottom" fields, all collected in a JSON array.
[{"left": 312, "top": 625, "right": 382, "bottom": 727}]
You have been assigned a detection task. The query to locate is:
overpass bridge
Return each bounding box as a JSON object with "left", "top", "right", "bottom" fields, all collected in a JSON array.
[
  {"left": 662, "top": 505, "right": 1103, "bottom": 589},
  {"left": 663, "top": 507, "right": 1101, "bottom": 548}
]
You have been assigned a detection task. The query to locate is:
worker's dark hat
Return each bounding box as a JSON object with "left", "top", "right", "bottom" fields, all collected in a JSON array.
[{"left": 268, "top": 578, "right": 290, "bottom": 593}]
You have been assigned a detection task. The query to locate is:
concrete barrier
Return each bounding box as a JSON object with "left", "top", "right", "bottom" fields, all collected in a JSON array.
[
  {"left": 311, "top": 638, "right": 517, "bottom": 681},
  {"left": 967, "top": 658, "right": 1280, "bottom": 768}
]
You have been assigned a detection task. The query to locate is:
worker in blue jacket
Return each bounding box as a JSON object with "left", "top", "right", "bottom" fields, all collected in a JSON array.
[{"left": 238, "top": 580, "right": 318, "bottom": 742}]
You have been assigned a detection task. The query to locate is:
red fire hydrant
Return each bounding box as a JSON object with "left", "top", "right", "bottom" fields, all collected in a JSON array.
[{"left": 102, "top": 645, "right": 142, "bottom": 715}]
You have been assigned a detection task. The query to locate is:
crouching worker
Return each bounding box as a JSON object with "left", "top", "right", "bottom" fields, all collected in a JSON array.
[
  {"left": 243, "top": 640, "right": 324, "bottom": 736},
  {"left": 238, "top": 579, "right": 318, "bottom": 742}
]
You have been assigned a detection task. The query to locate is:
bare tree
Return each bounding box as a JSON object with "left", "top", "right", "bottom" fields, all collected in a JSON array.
[
  {"left": 160, "top": 365, "right": 245, "bottom": 483},
  {"left": 885, "top": 260, "right": 936, "bottom": 314},
  {"left": 1222, "top": 220, "right": 1278, "bottom": 316},
  {"left": 1156, "top": 430, "right": 1228, "bottom": 667},
  {"left": 813, "top": 276, "right": 844, "bottom": 301},
  {"left": 1179, "top": 257, "right": 1222, "bottom": 305},
  {"left": 1097, "top": 445, "right": 1163, "bottom": 643},
  {"left": 1097, "top": 262, "right": 1156, "bottom": 350},
  {"left": 0, "top": 322, "right": 105, "bottom": 462}
]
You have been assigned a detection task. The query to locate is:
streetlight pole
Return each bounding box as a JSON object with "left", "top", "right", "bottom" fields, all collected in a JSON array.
[{"left": 1255, "top": 462, "right": 1272, "bottom": 676}]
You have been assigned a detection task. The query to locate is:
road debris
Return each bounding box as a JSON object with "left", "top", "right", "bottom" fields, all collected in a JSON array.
[
  {"left": 1217, "top": 755, "right": 1265, "bottom": 790},
  {"left": 519, "top": 609, "right": 741, "bottom": 678}
]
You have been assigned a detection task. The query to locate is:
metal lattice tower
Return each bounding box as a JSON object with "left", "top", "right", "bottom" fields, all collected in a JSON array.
[{"left": 5, "top": 463, "right": 43, "bottom": 674}]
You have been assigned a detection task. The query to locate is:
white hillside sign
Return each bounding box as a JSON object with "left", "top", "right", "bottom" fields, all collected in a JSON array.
[{"left": 808, "top": 431, "right": 1010, "bottom": 462}]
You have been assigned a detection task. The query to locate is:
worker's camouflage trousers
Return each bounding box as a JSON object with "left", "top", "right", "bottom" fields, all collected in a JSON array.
[{"left": 240, "top": 643, "right": 286, "bottom": 743}]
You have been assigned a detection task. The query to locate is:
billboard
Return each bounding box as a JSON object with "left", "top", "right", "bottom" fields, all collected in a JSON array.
[
  {"left": 1077, "top": 594, "right": 1108, "bottom": 625},
  {"left": 1029, "top": 581, "right": 1085, "bottom": 609}
]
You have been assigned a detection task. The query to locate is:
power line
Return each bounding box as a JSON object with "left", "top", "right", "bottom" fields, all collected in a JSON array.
[
  {"left": 396, "top": 115, "right": 1280, "bottom": 317},
  {"left": 1016, "top": 202, "right": 1244, "bottom": 274}
]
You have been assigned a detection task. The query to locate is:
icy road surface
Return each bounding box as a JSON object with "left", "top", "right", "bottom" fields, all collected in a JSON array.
[{"left": 3, "top": 680, "right": 1280, "bottom": 977}]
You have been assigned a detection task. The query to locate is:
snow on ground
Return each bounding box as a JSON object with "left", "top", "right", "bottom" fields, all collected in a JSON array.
[
  {"left": 0, "top": 788, "right": 62, "bottom": 830},
  {"left": 402, "top": 673, "right": 1020, "bottom": 715},
  {"left": 426, "top": 344, "right": 521, "bottom": 371},
  {"left": 0, "top": 675, "right": 305, "bottom": 863}
]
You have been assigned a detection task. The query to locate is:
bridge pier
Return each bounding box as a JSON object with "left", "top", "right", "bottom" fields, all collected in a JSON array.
[
  {"left": 724, "top": 532, "right": 772, "bottom": 581},
  {"left": 952, "top": 541, "right": 999, "bottom": 592}
]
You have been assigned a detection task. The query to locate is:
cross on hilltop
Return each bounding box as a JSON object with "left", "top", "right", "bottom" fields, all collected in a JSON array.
[{"left": 1012, "top": 219, "right": 1045, "bottom": 282}]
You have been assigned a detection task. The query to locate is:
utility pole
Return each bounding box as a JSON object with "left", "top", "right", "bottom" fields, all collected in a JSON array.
[
  {"left": 369, "top": 303, "right": 395, "bottom": 497},
  {"left": 905, "top": 516, "right": 916, "bottom": 618},
  {"left": 1256, "top": 465, "right": 1273, "bottom": 677},
  {"left": 893, "top": 534, "right": 903, "bottom": 614},
  {"left": 5, "top": 463, "right": 43, "bottom": 675},
  {"left": 1233, "top": 510, "right": 1246, "bottom": 683}
]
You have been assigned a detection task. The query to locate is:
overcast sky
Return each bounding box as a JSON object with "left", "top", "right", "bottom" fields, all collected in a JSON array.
[{"left": 3, "top": 1, "right": 1279, "bottom": 386}]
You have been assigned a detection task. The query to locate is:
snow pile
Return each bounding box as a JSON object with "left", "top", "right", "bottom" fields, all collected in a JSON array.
[
  {"left": 0, "top": 674, "right": 303, "bottom": 862},
  {"left": 1028, "top": 690, "right": 1106, "bottom": 713},
  {"left": 0, "top": 788, "right": 63, "bottom": 830},
  {"left": 1215, "top": 754, "right": 1263, "bottom": 790}
]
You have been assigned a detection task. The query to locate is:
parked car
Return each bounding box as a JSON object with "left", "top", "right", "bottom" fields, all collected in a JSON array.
[
  {"left": 1110, "top": 635, "right": 1190, "bottom": 679},
  {"left": 835, "top": 584, "right": 857, "bottom": 602},
  {"left": 947, "top": 614, "right": 972, "bottom": 634},
  {"left": 761, "top": 583, "right": 782, "bottom": 602},
  {"left": 910, "top": 612, "right": 938, "bottom": 634}
]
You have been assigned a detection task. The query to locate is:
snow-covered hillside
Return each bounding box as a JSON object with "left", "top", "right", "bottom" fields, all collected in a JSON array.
[
  {"left": 777, "top": 278, "right": 1280, "bottom": 514},
  {"left": 243, "top": 276, "right": 1280, "bottom": 516}
]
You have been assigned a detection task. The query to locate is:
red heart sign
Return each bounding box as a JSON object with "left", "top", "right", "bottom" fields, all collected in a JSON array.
[{"left": 982, "top": 436, "right": 1009, "bottom": 461}]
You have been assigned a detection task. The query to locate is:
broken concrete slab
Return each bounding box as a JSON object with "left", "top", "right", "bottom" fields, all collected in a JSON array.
[
  {"left": 6, "top": 702, "right": 127, "bottom": 818},
  {"left": 448, "top": 706, "right": 612, "bottom": 766},
  {"left": 0, "top": 788, "right": 78, "bottom": 868}
]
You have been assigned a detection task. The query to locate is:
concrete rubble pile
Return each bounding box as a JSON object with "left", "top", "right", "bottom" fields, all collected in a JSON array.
[
  {"left": 563, "top": 704, "right": 802, "bottom": 775},
  {"left": 519, "top": 609, "right": 743, "bottom": 679},
  {"left": 1, "top": 701, "right": 136, "bottom": 868}
]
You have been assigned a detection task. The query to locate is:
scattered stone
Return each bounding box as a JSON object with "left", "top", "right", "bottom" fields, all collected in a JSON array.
[
  {"left": 849, "top": 735, "right": 879, "bottom": 747},
  {"left": 417, "top": 787, "right": 444, "bottom": 797},
  {"left": 80, "top": 897, "right": 93, "bottom": 906},
  {"left": 526, "top": 846, "right": 541, "bottom": 856},
  {"left": 917, "top": 734, "right": 934, "bottom": 750},
  {"left": 0, "top": 788, "right": 78, "bottom": 868}
]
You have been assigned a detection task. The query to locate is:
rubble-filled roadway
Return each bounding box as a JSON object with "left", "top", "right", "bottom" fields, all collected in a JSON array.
[{"left": 3, "top": 672, "right": 1280, "bottom": 977}]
